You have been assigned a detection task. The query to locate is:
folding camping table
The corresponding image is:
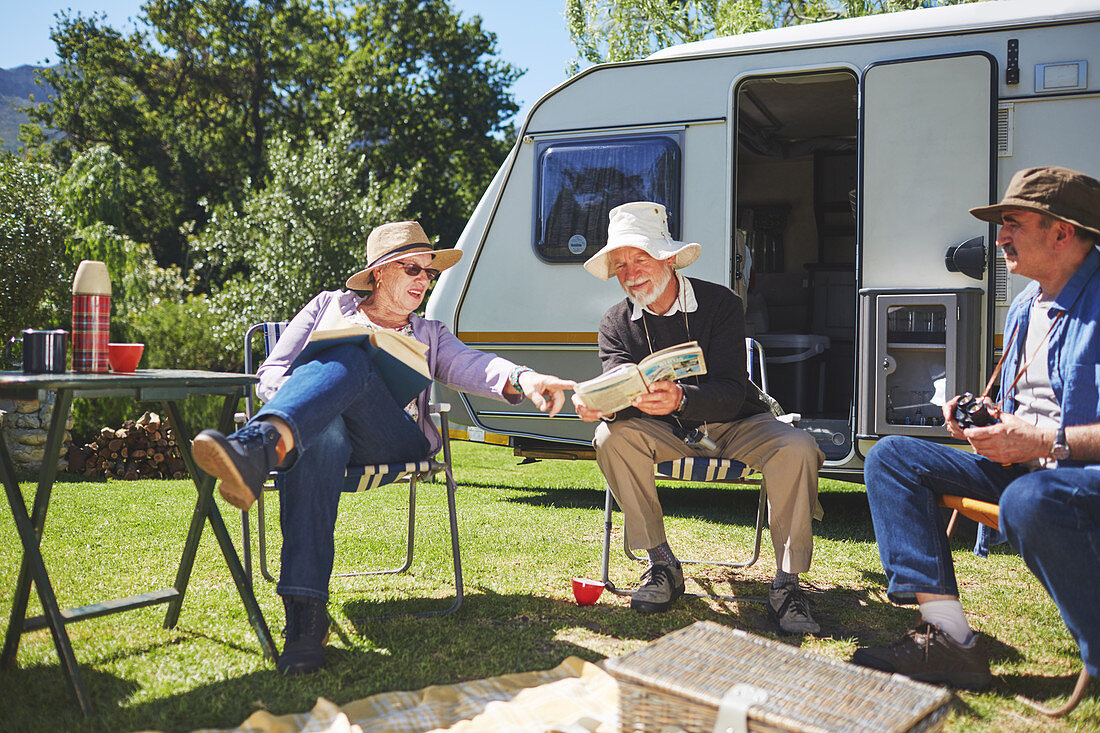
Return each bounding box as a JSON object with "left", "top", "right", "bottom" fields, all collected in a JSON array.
[{"left": 0, "top": 369, "right": 277, "bottom": 716}]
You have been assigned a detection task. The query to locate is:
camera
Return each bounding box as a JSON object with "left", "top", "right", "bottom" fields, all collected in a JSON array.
[
  {"left": 682, "top": 427, "right": 718, "bottom": 451},
  {"left": 953, "top": 392, "right": 999, "bottom": 429}
]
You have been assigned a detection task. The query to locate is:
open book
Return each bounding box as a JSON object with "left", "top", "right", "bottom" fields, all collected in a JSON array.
[
  {"left": 574, "top": 341, "right": 706, "bottom": 415},
  {"left": 288, "top": 300, "right": 432, "bottom": 406}
]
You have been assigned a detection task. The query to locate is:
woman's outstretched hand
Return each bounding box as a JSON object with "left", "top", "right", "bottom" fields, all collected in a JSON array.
[{"left": 518, "top": 371, "right": 576, "bottom": 418}]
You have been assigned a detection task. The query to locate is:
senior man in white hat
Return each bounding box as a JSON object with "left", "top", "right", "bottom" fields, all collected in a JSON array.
[{"left": 573, "top": 202, "right": 824, "bottom": 632}]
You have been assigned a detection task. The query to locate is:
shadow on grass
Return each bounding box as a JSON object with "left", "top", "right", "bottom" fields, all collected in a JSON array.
[
  {"left": 493, "top": 481, "right": 883, "bottom": 543},
  {"left": 0, "top": 663, "right": 138, "bottom": 730}
]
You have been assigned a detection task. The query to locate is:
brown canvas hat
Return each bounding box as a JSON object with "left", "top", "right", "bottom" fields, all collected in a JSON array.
[
  {"left": 346, "top": 221, "right": 462, "bottom": 291},
  {"left": 969, "top": 166, "right": 1100, "bottom": 238}
]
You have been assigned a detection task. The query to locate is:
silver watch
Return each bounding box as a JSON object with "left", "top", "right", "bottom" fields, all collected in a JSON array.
[
  {"left": 1051, "top": 425, "right": 1070, "bottom": 461},
  {"left": 674, "top": 389, "right": 687, "bottom": 415}
]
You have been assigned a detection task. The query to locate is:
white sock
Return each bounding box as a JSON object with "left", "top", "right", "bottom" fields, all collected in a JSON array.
[{"left": 919, "top": 599, "right": 972, "bottom": 645}]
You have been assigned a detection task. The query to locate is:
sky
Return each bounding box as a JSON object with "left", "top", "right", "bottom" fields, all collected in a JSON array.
[{"left": 0, "top": 0, "right": 580, "bottom": 127}]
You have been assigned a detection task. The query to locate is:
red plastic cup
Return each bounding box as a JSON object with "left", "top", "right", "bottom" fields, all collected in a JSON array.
[
  {"left": 571, "top": 577, "right": 605, "bottom": 606},
  {"left": 108, "top": 343, "right": 145, "bottom": 373}
]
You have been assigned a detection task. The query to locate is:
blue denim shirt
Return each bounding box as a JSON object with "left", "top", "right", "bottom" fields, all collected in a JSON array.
[
  {"left": 998, "top": 245, "right": 1100, "bottom": 467},
  {"left": 976, "top": 246, "right": 1100, "bottom": 556}
]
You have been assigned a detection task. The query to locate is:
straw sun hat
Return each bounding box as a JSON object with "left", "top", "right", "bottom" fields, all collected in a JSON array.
[
  {"left": 346, "top": 221, "right": 463, "bottom": 291},
  {"left": 583, "top": 202, "right": 701, "bottom": 280}
]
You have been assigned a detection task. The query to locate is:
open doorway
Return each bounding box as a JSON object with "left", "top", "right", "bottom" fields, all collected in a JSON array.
[{"left": 734, "top": 70, "right": 858, "bottom": 461}]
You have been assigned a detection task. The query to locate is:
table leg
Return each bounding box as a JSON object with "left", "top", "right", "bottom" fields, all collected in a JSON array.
[
  {"left": 0, "top": 389, "right": 95, "bottom": 715},
  {"left": 161, "top": 393, "right": 277, "bottom": 660}
]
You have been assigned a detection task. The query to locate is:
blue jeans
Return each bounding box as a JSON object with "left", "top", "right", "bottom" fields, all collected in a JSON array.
[
  {"left": 254, "top": 343, "right": 430, "bottom": 602},
  {"left": 865, "top": 436, "right": 1100, "bottom": 676}
]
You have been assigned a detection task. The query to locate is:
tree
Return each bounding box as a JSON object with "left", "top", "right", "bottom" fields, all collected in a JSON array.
[
  {"left": 52, "top": 144, "right": 186, "bottom": 330},
  {"left": 325, "top": 0, "right": 521, "bottom": 246},
  {"left": 25, "top": 0, "right": 345, "bottom": 269},
  {"left": 191, "top": 117, "right": 417, "bottom": 349},
  {"left": 0, "top": 154, "right": 69, "bottom": 339},
  {"left": 24, "top": 0, "right": 520, "bottom": 272},
  {"left": 566, "top": 0, "right": 985, "bottom": 70}
]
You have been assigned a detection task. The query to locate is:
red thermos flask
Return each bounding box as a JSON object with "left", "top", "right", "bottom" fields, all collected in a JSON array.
[{"left": 72, "top": 260, "right": 112, "bottom": 373}]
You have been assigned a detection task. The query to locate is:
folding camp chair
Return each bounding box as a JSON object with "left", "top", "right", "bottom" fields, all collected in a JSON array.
[
  {"left": 236, "top": 321, "right": 463, "bottom": 617},
  {"left": 600, "top": 338, "right": 774, "bottom": 592}
]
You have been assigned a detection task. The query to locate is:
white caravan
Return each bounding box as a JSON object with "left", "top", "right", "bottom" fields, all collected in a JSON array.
[{"left": 426, "top": 0, "right": 1100, "bottom": 477}]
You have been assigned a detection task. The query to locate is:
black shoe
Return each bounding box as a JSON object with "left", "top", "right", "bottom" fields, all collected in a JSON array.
[
  {"left": 852, "top": 622, "right": 992, "bottom": 690},
  {"left": 193, "top": 421, "right": 280, "bottom": 510},
  {"left": 768, "top": 582, "right": 820, "bottom": 635},
  {"left": 630, "top": 561, "right": 685, "bottom": 613},
  {"left": 277, "top": 595, "right": 330, "bottom": 675}
]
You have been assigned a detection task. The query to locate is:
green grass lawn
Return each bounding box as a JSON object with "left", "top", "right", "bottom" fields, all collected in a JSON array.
[{"left": 0, "top": 441, "right": 1095, "bottom": 732}]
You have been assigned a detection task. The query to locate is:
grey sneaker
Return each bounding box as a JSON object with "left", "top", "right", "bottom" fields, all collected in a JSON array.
[
  {"left": 630, "top": 561, "right": 685, "bottom": 613},
  {"left": 852, "top": 622, "right": 991, "bottom": 690},
  {"left": 768, "top": 582, "right": 820, "bottom": 634},
  {"left": 193, "top": 421, "right": 281, "bottom": 510}
]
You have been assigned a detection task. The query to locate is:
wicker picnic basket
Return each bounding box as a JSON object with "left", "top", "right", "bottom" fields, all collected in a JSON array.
[{"left": 605, "top": 621, "right": 952, "bottom": 733}]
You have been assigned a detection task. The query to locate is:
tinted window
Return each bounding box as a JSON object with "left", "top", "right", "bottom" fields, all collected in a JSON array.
[{"left": 535, "top": 134, "right": 682, "bottom": 262}]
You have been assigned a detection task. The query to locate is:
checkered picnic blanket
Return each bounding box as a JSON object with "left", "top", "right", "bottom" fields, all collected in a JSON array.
[{"left": 192, "top": 656, "right": 617, "bottom": 733}]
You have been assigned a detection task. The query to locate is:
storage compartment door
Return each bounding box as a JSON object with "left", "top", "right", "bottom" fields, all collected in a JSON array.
[{"left": 860, "top": 53, "right": 994, "bottom": 290}]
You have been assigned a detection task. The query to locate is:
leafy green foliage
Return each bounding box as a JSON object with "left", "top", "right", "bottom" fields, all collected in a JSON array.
[
  {"left": 25, "top": 1, "right": 344, "bottom": 267},
  {"left": 191, "top": 117, "right": 416, "bottom": 350},
  {"left": 0, "top": 154, "right": 69, "bottom": 339},
  {"left": 329, "top": 0, "right": 521, "bottom": 245},
  {"left": 53, "top": 145, "right": 187, "bottom": 332},
  {"left": 566, "top": 0, "right": 986, "bottom": 70},
  {"left": 25, "top": 0, "right": 519, "bottom": 272}
]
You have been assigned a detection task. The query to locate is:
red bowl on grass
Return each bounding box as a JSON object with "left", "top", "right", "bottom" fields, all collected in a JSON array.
[
  {"left": 571, "top": 577, "right": 605, "bottom": 606},
  {"left": 108, "top": 343, "right": 145, "bottom": 373}
]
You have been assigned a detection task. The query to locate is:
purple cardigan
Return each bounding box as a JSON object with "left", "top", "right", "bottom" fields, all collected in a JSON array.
[{"left": 257, "top": 289, "right": 521, "bottom": 455}]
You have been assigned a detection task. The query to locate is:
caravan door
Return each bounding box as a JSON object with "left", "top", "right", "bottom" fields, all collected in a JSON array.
[{"left": 857, "top": 53, "right": 995, "bottom": 444}]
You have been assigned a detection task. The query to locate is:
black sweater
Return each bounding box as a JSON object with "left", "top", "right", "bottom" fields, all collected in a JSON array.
[{"left": 597, "top": 277, "right": 769, "bottom": 431}]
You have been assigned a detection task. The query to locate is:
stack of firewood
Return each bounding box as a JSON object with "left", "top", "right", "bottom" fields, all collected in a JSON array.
[{"left": 68, "top": 411, "right": 188, "bottom": 480}]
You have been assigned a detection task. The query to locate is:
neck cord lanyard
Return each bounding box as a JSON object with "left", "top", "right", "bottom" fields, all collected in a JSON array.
[
  {"left": 640, "top": 276, "right": 709, "bottom": 437},
  {"left": 982, "top": 308, "right": 1064, "bottom": 406}
]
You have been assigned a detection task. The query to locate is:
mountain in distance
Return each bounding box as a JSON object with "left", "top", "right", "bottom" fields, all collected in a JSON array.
[{"left": 0, "top": 65, "right": 56, "bottom": 154}]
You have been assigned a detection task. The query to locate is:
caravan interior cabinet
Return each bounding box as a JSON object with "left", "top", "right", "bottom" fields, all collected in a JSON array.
[{"left": 859, "top": 289, "right": 983, "bottom": 437}]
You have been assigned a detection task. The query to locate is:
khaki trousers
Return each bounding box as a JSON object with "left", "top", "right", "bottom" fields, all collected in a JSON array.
[{"left": 593, "top": 413, "right": 824, "bottom": 573}]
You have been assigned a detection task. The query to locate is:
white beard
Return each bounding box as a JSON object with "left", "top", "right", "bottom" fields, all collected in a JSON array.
[{"left": 622, "top": 267, "right": 674, "bottom": 308}]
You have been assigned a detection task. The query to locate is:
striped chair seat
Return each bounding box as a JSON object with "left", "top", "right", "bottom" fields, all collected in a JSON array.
[
  {"left": 655, "top": 457, "right": 754, "bottom": 484},
  {"left": 239, "top": 320, "right": 463, "bottom": 618},
  {"left": 343, "top": 460, "right": 442, "bottom": 493}
]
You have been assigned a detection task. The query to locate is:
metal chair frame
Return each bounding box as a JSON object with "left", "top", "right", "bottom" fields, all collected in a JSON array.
[
  {"left": 237, "top": 321, "right": 463, "bottom": 618},
  {"left": 600, "top": 338, "right": 773, "bottom": 593}
]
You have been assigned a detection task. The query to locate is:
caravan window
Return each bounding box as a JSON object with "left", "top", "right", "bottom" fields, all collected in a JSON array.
[{"left": 534, "top": 133, "right": 682, "bottom": 262}]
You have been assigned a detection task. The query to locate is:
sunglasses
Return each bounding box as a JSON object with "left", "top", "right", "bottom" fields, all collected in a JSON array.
[{"left": 394, "top": 262, "right": 441, "bottom": 281}]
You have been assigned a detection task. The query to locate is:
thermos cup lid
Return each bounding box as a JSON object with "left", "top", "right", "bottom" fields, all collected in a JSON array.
[{"left": 72, "top": 260, "right": 112, "bottom": 296}]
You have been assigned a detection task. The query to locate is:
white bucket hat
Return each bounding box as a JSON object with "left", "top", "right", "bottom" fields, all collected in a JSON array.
[{"left": 583, "top": 202, "right": 701, "bottom": 280}]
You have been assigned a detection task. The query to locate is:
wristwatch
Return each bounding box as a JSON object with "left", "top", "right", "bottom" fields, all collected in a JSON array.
[
  {"left": 674, "top": 388, "right": 687, "bottom": 415},
  {"left": 1051, "top": 425, "right": 1070, "bottom": 461}
]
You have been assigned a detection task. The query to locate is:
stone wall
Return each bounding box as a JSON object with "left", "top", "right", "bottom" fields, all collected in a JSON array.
[{"left": 0, "top": 393, "right": 73, "bottom": 474}]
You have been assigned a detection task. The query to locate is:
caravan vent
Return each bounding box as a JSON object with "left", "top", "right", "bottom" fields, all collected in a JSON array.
[
  {"left": 994, "top": 253, "right": 1008, "bottom": 302},
  {"left": 997, "top": 104, "right": 1014, "bottom": 157}
]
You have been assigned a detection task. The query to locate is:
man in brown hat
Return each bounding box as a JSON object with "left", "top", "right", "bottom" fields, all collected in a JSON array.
[
  {"left": 852, "top": 167, "right": 1100, "bottom": 694},
  {"left": 573, "top": 202, "right": 825, "bottom": 633}
]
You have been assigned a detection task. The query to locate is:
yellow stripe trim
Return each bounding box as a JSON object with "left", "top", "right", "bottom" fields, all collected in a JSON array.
[
  {"left": 448, "top": 428, "right": 511, "bottom": 446},
  {"left": 456, "top": 331, "right": 598, "bottom": 344}
]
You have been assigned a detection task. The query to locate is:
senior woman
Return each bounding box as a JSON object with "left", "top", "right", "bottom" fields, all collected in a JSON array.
[{"left": 194, "top": 221, "right": 573, "bottom": 675}]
